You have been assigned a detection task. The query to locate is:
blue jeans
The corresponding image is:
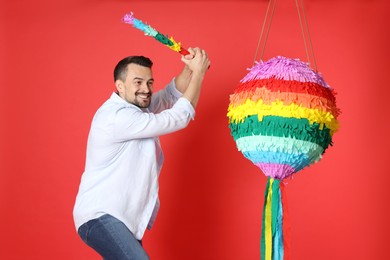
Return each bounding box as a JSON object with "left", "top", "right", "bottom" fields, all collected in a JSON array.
[{"left": 78, "top": 214, "right": 150, "bottom": 260}]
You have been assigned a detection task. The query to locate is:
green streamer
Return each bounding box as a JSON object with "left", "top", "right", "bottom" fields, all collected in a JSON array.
[
  {"left": 261, "top": 177, "right": 271, "bottom": 260},
  {"left": 271, "top": 179, "right": 280, "bottom": 236},
  {"left": 155, "top": 33, "right": 173, "bottom": 46}
]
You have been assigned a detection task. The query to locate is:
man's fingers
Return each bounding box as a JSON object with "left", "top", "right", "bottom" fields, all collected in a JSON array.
[{"left": 183, "top": 54, "right": 194, "bottom": 60}]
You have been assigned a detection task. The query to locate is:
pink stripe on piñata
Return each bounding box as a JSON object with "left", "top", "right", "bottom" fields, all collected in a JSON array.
[
  {"left": 241, "top": 56, "right": 330, "bottom": 89},
  {"left": 255, "top": 163, "right": 296, "bottom": 180}
]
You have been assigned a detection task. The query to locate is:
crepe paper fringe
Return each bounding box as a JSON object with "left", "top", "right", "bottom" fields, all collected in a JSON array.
[
  {"left": 256, "top": 163, "right": 295, "bottom": 180},
  {"left": 232, "top": 78, "right": 337, "bottom": 103},
  {"left": 242, "top": 56, "right": 330, "bottom": 89},
  {"left": 235, "top": 135, "right": 323, "bottom": 178},
  {"left": 230, "top": 89, "right": 338, "bottom": 118},
  {"left": 229, "top": 115, "right": 333, "bottom": 149},
  {"left": 261, "top": 177, "right": 290, "bottom": 260},
  {"left": 248, "top": 149, "right": 321, "bottom": 171},
  {"left": 235, "top": 135, "right": 324, "bottom": 156},
  {"left": 227, "top": 99, "right": 339, "bottom": 134},
  {"left": 229, "top": 80, "right": 340, "bottom": 117},
  {"left": 122, "top": 12, "right": 189, "bottom": 55}
]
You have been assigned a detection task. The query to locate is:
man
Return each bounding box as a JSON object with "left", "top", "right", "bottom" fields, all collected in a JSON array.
[{"left": 73, "top": 47, "right": 210, "bottom": 259}]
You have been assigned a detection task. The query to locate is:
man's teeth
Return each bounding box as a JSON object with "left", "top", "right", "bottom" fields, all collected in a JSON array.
[{"left": 138, "top": 94, "right": 149, "bottom": 99}]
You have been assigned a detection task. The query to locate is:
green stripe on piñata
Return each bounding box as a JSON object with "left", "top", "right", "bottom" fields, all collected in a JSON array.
[{"left": 229, "top": 115, "right": 333, "bottom": 149}]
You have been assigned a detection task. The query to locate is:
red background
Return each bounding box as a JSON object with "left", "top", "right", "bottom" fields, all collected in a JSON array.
[{"left": 1, "top": 0, "right": 390, "bottom": 259}]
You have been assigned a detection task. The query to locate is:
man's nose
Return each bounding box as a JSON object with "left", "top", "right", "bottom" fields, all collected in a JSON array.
[{"left": 140, "top": 83, "right": 150, "bottom": 92}]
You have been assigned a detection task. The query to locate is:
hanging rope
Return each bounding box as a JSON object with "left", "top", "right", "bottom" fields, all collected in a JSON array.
[
  {"left": 253, "top": 0, "right": 277, "bottom": 64},
  {"left": 295, "top": 0, "right": 318, "bottom": 71},
  {"left": 253, "top": 0, "right": 318, "bottom": 71}
]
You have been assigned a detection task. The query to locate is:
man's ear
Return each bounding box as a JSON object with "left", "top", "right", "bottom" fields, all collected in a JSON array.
[{"left": 115, "top": 80, "right": 124, "bottom": 93}]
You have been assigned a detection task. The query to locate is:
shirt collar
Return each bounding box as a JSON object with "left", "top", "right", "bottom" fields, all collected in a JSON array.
[{"left": 110, "top": 92, "right": 149, "bottom": 112}]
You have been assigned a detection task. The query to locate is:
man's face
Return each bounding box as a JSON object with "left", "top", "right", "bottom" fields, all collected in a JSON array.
[{"left": 116, "top": 63, "right": 154, "bottom": 108}]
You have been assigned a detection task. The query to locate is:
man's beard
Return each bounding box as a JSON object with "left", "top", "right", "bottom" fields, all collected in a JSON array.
[{"left": 133, "top": 92, "right": 151, "bottom": 108}]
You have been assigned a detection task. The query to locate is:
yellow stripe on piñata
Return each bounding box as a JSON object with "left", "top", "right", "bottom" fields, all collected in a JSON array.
[{"left": 227, "top": 99, "right": 339, "bottom": 134}]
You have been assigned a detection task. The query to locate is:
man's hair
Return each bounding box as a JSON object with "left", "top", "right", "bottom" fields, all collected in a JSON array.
[{"left": 114, "top": 56, "right": 153, "bottom": 82}]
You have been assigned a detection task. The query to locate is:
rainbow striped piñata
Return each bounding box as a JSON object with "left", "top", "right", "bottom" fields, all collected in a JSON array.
[{"left": 227, "top": 56, "right": 340, "bottom": 260}]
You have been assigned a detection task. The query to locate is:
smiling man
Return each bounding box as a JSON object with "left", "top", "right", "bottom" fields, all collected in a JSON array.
[
  {"left": 73, "top": 48, "right": 210, "bottom": 260},
  {"left": 115, "top": 59, "right": 155, "bottom": 108}
]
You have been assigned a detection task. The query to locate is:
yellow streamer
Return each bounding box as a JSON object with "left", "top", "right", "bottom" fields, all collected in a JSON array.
[
  {"left": 227, "top": 99, "right": 339, "bottom": 134},
  {"left": 167, "top": 36, "right": 182, "bottom": 52},
  {"left": 265, "top": 178, "right": 274, "bottom": 260}
]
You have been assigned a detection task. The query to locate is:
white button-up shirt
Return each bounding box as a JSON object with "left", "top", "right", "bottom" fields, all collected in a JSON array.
[{"left": 73, "top": 79, "right": 195, "bottom": 240}]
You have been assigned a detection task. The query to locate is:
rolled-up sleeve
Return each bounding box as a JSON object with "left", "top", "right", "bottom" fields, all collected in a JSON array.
[
  {"left": 113, "top": 97, "right": 195, "bottom": 141},
  {"left": 149, "top": 78, "right": 183, "bottom": 114}
]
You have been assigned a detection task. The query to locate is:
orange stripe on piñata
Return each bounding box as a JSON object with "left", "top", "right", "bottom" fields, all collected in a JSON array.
[
  {"left": 233, "top": 78, "right": 337, "bottom": 103},
  {"left": 229, "top": 87, "right": 340, "bottom": 118}
]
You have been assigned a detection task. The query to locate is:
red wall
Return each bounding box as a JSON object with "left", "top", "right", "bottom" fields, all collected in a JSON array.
[{"left": 1, "top": 0, "right": 390, "bottom": 259}]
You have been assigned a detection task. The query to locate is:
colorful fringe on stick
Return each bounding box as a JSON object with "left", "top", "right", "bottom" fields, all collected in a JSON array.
[
  {"left": 227, "top": 56, "right": 340, "bottom": 259},
  {"left": 261, "top": 177, "right": 290, "bottom": 260},
  {"left": 122, "top": 12, "right": 190, "bottom": 55}
]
